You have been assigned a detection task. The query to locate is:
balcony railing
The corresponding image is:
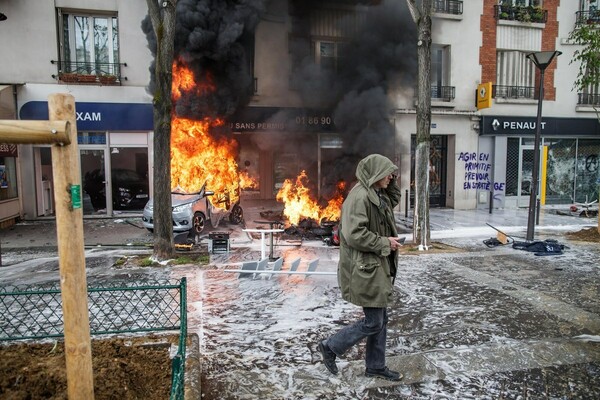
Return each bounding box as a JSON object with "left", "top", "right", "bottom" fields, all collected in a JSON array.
[
  {"left": 431, "top": 86, "right": 456, "bottom": 102},
  {"left": 433, "top": 0, "right": 463, "bottom": 15},
  {"left": 575, "top": 10, "right": 600, "bottom": 25},
  {"left": 51, "top": 60, "right": 126, "bottom": 85},
  {"left": 493, "top": 85, "right": 536, "bottom": 100},
  {"left": 578, "top": 93, "right": 600, "bottom": 106},
  {"left": 494, "top": 5, "right": 548, "bottom": 23}
]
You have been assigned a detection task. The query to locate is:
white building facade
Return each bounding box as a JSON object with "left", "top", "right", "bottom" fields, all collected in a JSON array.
[
  {"left": 0, "top": 0, "right": 598, "bottom": 224},
  {"left": 0, "top": 0, "right": 154, "bottom": 222}
]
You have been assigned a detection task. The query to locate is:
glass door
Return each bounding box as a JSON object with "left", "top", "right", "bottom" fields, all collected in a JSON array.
[{"left": 81, "top": 149, "right": 109, "bottom": 215}]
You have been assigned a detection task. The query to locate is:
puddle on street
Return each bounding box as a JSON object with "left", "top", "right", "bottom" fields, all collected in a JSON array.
[{"left": 189, "top": 244, "right": 600, "bottom": 399}]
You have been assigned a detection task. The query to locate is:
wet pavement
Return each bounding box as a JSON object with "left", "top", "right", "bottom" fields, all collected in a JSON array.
[{"left": 0, "top": 202, "right": 599, "bottom": 398}]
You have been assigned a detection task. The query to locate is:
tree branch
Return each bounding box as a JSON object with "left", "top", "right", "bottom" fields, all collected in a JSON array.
[{"left": 406, "top": 0, "right": 420, "bottom": 24}]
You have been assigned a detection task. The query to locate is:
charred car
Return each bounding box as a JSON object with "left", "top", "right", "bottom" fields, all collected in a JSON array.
[{"left": 142, "top": 183, "right": 243, "bottom": 235}]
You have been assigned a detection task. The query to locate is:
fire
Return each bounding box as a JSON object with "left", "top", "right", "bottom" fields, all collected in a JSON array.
[
  {"left": 172, "top": 61, "right": 215, "bottom": 100},
  {"left": 276, "top": 171, "right": 345, "bottom": 225},
  {"left": 320, "top": 180, "right": 346, "bottom": 222},
  {"left": 170, "top": 117, "right": 240, "bottom": 207},
  {"left": 170, "top": 60, "right": 240, "bottom": 208},
  {"left": 238, "top": 170, "right": 258, "bottom": 190}
]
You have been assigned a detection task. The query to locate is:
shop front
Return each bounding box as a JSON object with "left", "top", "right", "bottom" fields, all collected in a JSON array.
[
  {"left": 0, "top": 144, "right": 19, "bottom": 227},
  {"left": 480, "top": 116, "right": 600, "bottom": 209},
  {"left": 0, "top": 84, "right": 20, "bottom": 227},
  {"left": 230, "top": 107, "right": 339, "bottom": 200},
  {"left": 19, "top": 102, "right": 153, "bottom": 218}
]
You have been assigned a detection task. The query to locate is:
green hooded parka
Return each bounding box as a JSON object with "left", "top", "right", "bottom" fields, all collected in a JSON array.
[{"left": 337, "top": 154, "right": 400, "bottom": 308}]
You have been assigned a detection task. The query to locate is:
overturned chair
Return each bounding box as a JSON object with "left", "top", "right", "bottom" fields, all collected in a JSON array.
[{"left": 224, "top": 258, "right": 334, "bottom": 279}]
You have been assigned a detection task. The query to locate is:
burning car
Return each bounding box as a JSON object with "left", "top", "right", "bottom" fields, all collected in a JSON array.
[{"left": 142, "top": 183, "right": 243, "bottom": 235}]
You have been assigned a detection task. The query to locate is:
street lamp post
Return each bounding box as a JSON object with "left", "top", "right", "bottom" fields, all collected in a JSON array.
[{"left": 525, "top": 50, "right": 561, "bottom": 242}]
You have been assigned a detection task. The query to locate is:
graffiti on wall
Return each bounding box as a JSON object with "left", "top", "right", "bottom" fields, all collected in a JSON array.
[{"left": 458, "top": 152, "right": 505, "bottom": 195}]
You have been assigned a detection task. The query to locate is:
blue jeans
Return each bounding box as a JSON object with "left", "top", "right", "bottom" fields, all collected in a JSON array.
[{"left": 326, "top": 307, "right": 388, "bottom": 370}]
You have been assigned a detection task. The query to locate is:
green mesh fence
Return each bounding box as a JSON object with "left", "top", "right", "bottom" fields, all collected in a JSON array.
[{"left": 0, "top": 278, "right": 188, "bottom": 400}]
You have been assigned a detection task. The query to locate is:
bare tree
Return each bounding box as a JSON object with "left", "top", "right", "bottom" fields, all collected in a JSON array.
[
  {"left": 145, "top": 0, "right": 177, "bottom": 259},
  {"left": 406, "top": 0, "right": 432, "bottom": 249}
]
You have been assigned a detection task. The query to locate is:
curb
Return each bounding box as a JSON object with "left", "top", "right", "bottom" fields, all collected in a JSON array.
[{"left": 185, "top": 333, "right": 201, "bottom": 399}]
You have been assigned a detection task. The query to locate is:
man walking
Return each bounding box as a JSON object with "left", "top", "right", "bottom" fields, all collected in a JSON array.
[{"left": 318, "top": 154, "right": 403, "bottom": 381}]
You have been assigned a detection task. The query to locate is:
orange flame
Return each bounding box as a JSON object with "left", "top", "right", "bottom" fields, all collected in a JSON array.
[
  {"left": 170, "top": 60, "right": 240, "bottom": 208},
  {"left": 276, "top": 171, "right": 345, "bottom": 225},
  {"left": 320, "top": 180, "right": 346, "bottom": 222},
  {"left": 239, "top": 170, "right": 258, "bottom": 190},
  {"left": 172, "top": 61, "right": 215, "bottom": 100}
]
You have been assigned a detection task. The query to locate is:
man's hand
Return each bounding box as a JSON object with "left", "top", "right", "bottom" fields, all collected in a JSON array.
[{"left": 388, "top": 237, "right": 403, "bottom": 251}]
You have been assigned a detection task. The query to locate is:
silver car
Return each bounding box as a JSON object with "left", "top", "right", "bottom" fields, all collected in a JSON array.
[{"left": 142, "top": 185, "right": 215, "bottom": 234}]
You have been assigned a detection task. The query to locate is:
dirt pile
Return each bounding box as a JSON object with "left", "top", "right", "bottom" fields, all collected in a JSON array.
[
  {"left": 566, "top": 227, "right": 600, "bottom": 242},
  {"left": 0, "top": 335, "right": 176, "bottom": 399}
]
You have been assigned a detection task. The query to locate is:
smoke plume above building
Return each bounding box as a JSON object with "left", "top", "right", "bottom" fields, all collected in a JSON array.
[
  {"left": 142, "top": 0, "right": 416, "bottom": 187},
  {"left": 142, "top": 0, "right": 266, "bottom": 120},
  {"left": 286, "top": 0, "right": 417, "bottom": 182}
]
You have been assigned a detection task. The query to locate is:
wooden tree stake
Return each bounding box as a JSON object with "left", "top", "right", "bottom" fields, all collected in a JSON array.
[{"left": 48, "top": 93, "right": 95, "bottom": 399}]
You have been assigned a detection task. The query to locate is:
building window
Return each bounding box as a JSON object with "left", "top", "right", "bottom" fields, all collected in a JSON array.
[
  {"left": 545, "top": 138, "right": 600, "bottom": 205},
  {"left": 289, "top": 4, "right": 365, "bottom": 89},
  {"left": 433, "top": 0, "right": 463, "bottom": 15},
  {"left": 545, "top": 138, "right": 577, "bottom": 204},
  {"left": 575, "top": 139, "right": 600, "bottom": 204},
  {"left": 314, "top": 41, "right": 347, "bottom": 72},
  {"left": 500, "top": 0, "right": 541, "bottom": 6},
  {"left": 495, "top": 50, "right": 536, "bottom": 99},
  {"left": 0, "top": 156, "right": 18, "bottom": 200},
  {"left": 496, "top": 0, "right": 546, "bottom": 23},
  {"left": 578, "top": 82, "right": 600, "bottom": 106},
  {"left": 431, "top": 44, "right": 455, "bottom": 101},
  {"left": 57, "top": 9, "right": 120, "bottom": 80}
]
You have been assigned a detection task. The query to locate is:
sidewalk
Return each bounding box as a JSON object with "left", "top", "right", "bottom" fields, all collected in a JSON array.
[
  {"left": 0, "top": 204, "right": 596, "bottom": 250},
  {"left": 399, "top": 206, "right": 597, "bottom": 240},
  {"left": 0, "top": 217, "right": 153, "bottom": 251}
]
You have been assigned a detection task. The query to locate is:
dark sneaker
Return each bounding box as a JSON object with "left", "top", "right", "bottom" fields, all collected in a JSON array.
[
  {"left": 365, "top": 367, "right": 402, "bottom": 381},
  {"left": 317, "top": 340, "right": 338, "bottom": 375}
]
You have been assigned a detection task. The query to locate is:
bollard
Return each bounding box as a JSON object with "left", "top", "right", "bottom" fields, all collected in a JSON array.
[
  {"left": 536, "top": 198, "right": 541, "bottom": 225},
  {"left": 405, "top": 189, "right": 409, "bottom": 218},
  {"left": 489, "top": 189, "right": 494, "bottom": 214}
]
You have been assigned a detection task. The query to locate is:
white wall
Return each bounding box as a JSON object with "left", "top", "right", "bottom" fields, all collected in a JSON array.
[
  {"left": 432, "top": 0, "right": 484, "bottom": 111},
  {"left": 0, "top": 0, "right": 152, "bottom": 88}
]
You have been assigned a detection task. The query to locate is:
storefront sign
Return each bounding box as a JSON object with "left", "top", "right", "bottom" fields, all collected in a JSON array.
[
  {"left": 481, "top": 116, "right": 600, "bottom": 136},
  {"left": 476, "top": 82, "right": 492, "bottom": 110},
  {"left": 0, "top": 144, "right": 18, "bottom": 157},
  {"left": 20, "top": 103, "right": 335, "bottom": 133},
  {"left": 230, "top": 107, "right": 334, "bottom": 132},
  {"left": 20, "top": 102, "right": 154, "bottom": 131}
]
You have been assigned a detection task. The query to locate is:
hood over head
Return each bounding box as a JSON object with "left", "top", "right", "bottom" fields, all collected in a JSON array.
[{"left": 356, "top": 154, "right": 398, "bottom": 188}]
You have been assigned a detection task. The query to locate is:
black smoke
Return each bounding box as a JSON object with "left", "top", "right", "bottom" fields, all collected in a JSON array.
[
  {"left": 286, "top": 0, "right": 417, "bottom": 185},
  {"left": 142, "top": 0, "right": 265, "bottom": 120},
  {"left": 142, "top": 0, "right": 417, "bottom": 193}
]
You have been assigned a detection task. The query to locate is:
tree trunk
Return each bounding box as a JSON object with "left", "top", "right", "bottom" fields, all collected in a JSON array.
[
  {"left": 408, "top": 0, "right": 432, "bottom": 249},
  {"left": 146, "top": 0, "right": 177, "bottom": 260}
]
